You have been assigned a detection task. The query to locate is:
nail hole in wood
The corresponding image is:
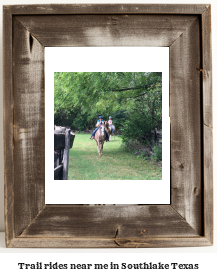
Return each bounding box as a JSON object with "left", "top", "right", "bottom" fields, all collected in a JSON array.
[{"left": 194, "top": 187, "right": 198, "bottom": 195}]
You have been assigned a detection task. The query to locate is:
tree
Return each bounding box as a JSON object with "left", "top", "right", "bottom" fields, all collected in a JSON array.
[{"left": 54, "top": 72, "right": 162, "bottom": 139}]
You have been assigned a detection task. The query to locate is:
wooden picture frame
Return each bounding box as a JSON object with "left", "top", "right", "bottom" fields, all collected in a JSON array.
[{"left": 3, "top": 4, "right": 213, "bottom": 248}]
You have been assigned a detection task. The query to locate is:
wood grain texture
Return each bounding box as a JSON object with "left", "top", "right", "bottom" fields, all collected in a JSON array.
[
  {"left": 63, "top": 129, "right": 71, "bottom": 180},
  {"left": 16, "top": 15, "right": 197, "bottom": 47},
  {"left": 170, "top": 17, "right": 202, "bottom": 234},
  {"left": 13, "top": 17, "right": 45, "bottom": 237},
  {"left": 8, "top": 237, "right": 212, "bottom": 248},
  {"left": 202, "top": 6, "right": 212, "bottom": 129},
  {"left": 203, "top": 125, "right": 213, "bottom": 243},
  {"left": 20, "top": 205, "right": 198, "bottom": 238},
  {"left": 201, "top": 6, "right": 213, "bottom": 244},
  {"left": 3, "top": 4, "right": 212, "bottom": 248},
  {"left": 4, "top": 4, "right": 207, "bottom": 15},
  {"left": 3, "top": 7, "right": 14, "bottom": 247}
]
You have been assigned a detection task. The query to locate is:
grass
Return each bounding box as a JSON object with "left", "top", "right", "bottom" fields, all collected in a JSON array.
[{"left": 68, "top": 134, "right": 162, "bottom": 180}]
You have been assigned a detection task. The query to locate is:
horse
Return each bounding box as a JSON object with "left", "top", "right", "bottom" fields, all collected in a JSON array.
[
  {"left": 105, "top": 121, "right": 115, "bottom": 140},
  {"left": 94, "top": 123, "right": 106, "bottom": 156}
]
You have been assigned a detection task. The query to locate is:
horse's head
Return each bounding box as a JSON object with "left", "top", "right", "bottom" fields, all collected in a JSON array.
[
  {"left": 104, "top": 121, "right": 109, "bottom": 129},
  {"left": 99, "top": 123, "right": 106, "bottom": 136}
]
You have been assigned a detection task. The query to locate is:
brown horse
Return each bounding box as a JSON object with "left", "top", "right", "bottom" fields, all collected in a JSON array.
[
  {"left": 105, "top": 121, "right": 115, "bottom": 140},
  {"left": 94, "top": 123, "right": 106, "bottom": 156}
]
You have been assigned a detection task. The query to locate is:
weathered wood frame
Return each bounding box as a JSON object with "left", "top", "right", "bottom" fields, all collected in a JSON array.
[{"left": 3, "top": 4, "right": 212, "bottom": 248}]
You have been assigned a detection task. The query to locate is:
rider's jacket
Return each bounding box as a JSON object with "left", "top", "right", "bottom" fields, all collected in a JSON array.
[{"left": 96, "top": 120, "right": 104, "bottom": 127}]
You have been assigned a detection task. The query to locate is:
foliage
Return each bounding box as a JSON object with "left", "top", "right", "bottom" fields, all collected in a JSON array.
[
  {"left": 151, "top": 144, "right": 162, "bottom": 162},
  {"left": 54, "top": 72, "right": 162, "bottom": 142}
]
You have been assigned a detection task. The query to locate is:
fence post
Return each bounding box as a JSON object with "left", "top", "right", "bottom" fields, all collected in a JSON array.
[
  {"left": 63, "top": 129, "right": 71, "bottom": 180},
  {"left": 54, "top": 151, "right": 58, "bottom": 168}
]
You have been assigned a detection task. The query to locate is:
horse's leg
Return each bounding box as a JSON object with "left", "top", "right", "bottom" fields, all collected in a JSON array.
[
  {"left": 96, "top": 140, "right": 100, "bottom": 155},
  {"left": 101, "top": 142, "right": 104, "bottom": 154},
  {"left": 100, "top": 142, "right": 103, "bottom": 155},
  {"left": 99, "top": 142, "right": 101, "bottom": 156},
  {"left": 99, "top": 141, "right": 102, "bottom": 156}
]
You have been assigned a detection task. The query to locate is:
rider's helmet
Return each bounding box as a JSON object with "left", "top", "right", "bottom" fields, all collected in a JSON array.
[
  {"left": 109, "top": 116, "right": 112, "bottom": 119},
  {"left": 99, "top": 116, "right": 103, "bottom": 119}
]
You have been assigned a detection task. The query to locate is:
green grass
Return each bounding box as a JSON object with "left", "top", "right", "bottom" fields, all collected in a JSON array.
[{"left": 68, "top": 134, "right": 162, "bottom": 180}]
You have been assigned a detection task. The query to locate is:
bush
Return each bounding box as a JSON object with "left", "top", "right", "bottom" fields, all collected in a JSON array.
[
  {"left": 54, "top": 109, "right": 73, "bottom": 127},
  {"left": 151, "top": 144, "right": 162, "bottom": 161},
  {"left": 120, "top": 111, "right": 153, "bottom": 144},
  {"left": 112, "top": 110, "right": 128, "bottom": 131}
]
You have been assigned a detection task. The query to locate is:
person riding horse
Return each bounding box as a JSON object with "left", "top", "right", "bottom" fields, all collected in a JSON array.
[
  {"left": 108, "top": 116, "right": 115, "bottom": 134},
  {"left": 90, "top": 116, "right": 109, "bottom": 141}
]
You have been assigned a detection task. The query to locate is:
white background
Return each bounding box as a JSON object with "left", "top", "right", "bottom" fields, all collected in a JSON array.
[
  {"left": 45, "top": 47, "right": 170, "bottom": 204},
  {"left": 0, "top": 0, "right": 216, "bottom": 277}
]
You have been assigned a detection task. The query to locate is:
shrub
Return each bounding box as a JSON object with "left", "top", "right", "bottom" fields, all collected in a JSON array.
[{"left": 152, "top": 144, "right": 162, "bottom": 161}]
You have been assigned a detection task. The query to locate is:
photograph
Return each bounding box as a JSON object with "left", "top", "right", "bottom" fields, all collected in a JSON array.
[
  {"left": 1, "top": 0, "right": 215, "bottom": 255},
  {"left": 54, "top": 72, "right": 162, "bottom": 180},
  {"left": 45, "top": 47, "right": 169, "bottom": 204}
]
